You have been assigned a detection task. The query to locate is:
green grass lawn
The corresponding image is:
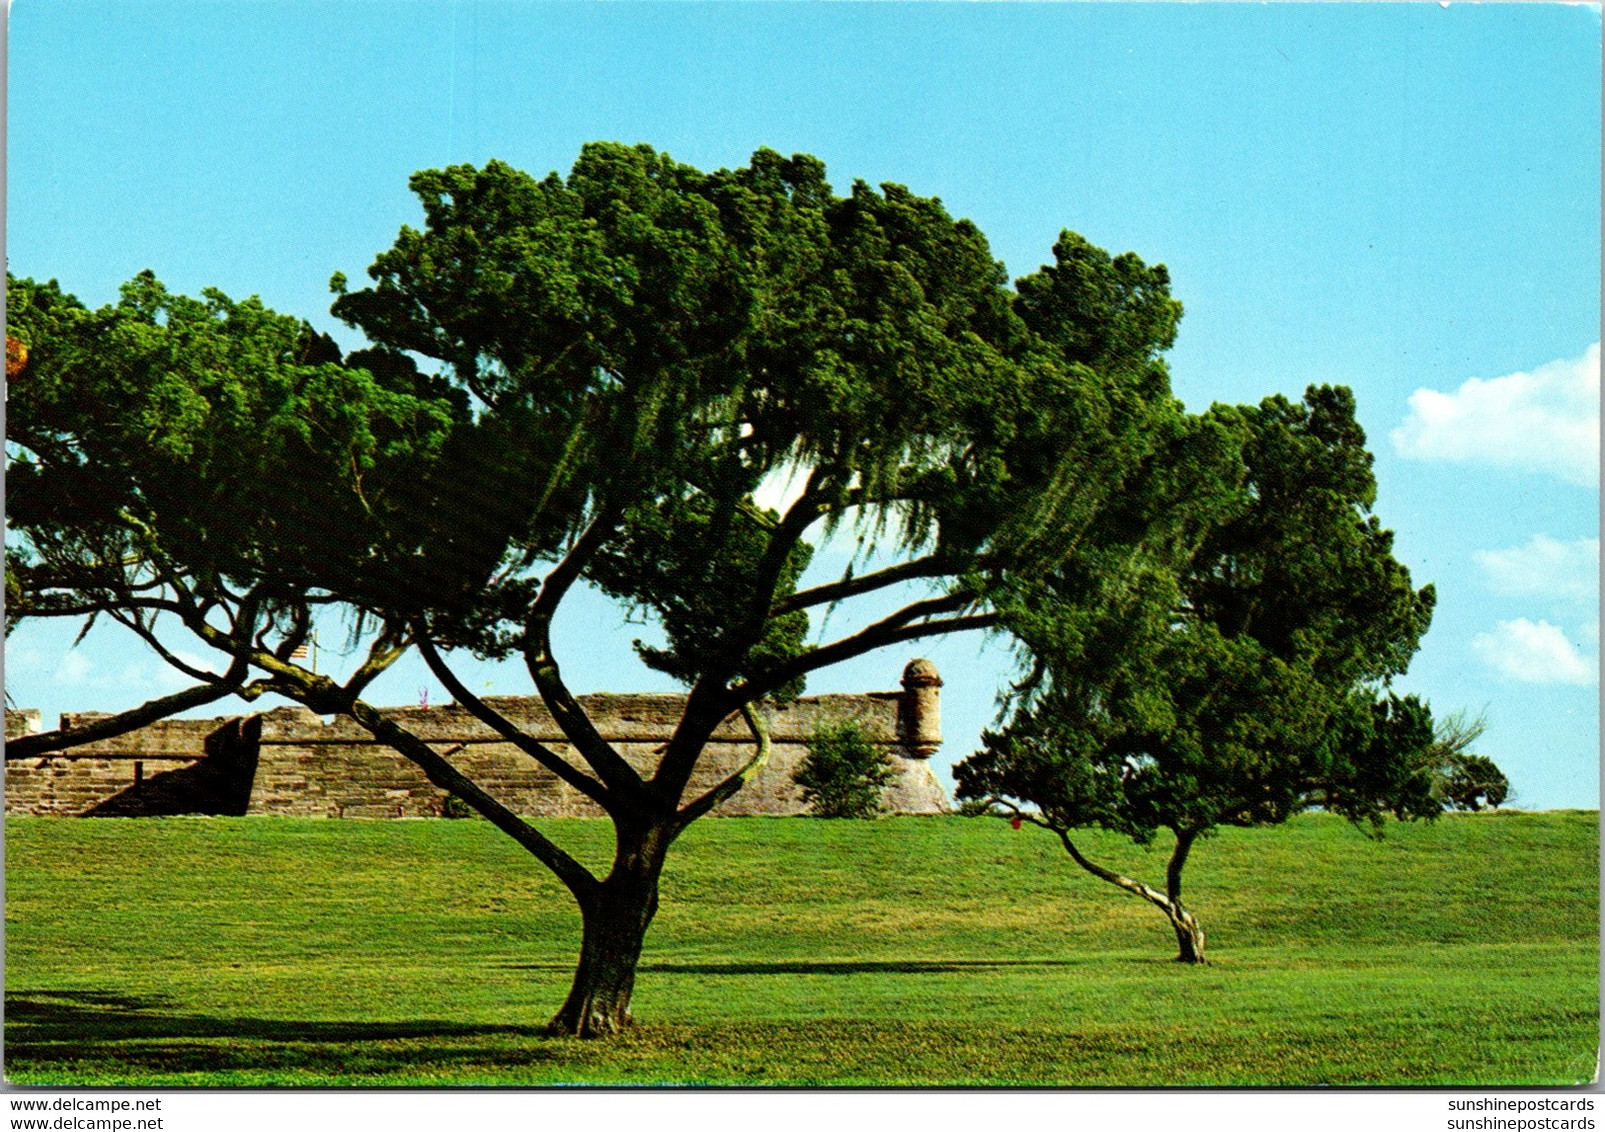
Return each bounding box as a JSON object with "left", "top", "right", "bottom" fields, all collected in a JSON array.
[{"left": 4, "top": 811, "right": 1597, "bottom": 1086}]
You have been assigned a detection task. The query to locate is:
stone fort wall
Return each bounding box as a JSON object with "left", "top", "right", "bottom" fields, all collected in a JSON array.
[{"left": 3, "top": 661, "right": 949, "bottom": 819}]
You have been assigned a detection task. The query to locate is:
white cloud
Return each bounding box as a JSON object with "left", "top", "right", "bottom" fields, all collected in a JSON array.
[
  {"left": 148, "top": 651, "right": 223, "bottom": 692},
  {"left": 1474, "top": 535, "right": 1599, "bottom": 601},
  {"left": 52, "top": 651, "right": 94, "bottom": 686},
  {"left": 1472, "top": 618, "right": 1597, "bottom": 685},
  {"left": 753, "top": 463, "right": 810, "bottom": 516},
  {"left": 1391, "top": 343, "right": 1600, "bottom": 486},
  {"left": 43, "top": 644, "right": 221, "bottom": 695}
]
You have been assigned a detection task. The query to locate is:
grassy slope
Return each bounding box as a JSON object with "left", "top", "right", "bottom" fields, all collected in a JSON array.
[{"left": 4, "top": 811, "right": 1597, "bottom": 1086}]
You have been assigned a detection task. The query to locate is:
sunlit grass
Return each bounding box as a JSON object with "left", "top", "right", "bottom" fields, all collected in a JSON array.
[{"left": 5, "top": 811, "right": 1597, "bottom": 1085}]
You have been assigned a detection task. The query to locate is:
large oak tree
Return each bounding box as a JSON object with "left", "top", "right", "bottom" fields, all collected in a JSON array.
[{"left": 7, "top": 144, "right": 1203, "bottom": 1035}]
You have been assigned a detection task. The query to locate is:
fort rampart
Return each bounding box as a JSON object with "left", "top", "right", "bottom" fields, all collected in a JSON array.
[{"left": 4, "top": 660, "right": 949, "bottom": 818}]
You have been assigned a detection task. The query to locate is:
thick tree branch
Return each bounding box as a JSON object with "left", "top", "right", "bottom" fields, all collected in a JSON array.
[
  {"left": 673, "top": 702, "right": 772, "bottom": 832},
  {"left": 648, "top": 482, "right": 828, "bottom": 804},
  {"left": 343, "top": 697, "right": 600, "bottom": 903},
  {"left": 117, "top": 598, "right": 603, "bottom": 901},
  {"left": 986, "top": 800, "right": 1176, "bottom": 912},
  {"left": 1165, "top": 826, "right": 1198, "bottom": 907},
  {"left": 1053, "top": 826, "right": 1175, "bottom": 911},
  {"left": 178, "top": 611, "right": 348, "bottom": 711},
  {"left": 985, "top": 800, "right": 1206, "bottom": 962},
  {"left": 341, "top": 624, "right": 409, "bottom": 700},
  {"left": 775, "top": 553, "right": 955, "bottom": 615},
  {"left": 529, "top": 503, "right": 622, "bottom": 625},
  {"left": 414, "top": 631, "right": 614, "bottom": 808},
  {"left": 523, "top": 505, "right": 653, "bottom": 804},
  {"left": 5, "top": 674, "right": 273, "bottom": 760},
  {"left": 735, "top": 473, "right": 827, "bottom": 625},
  {"left": 736, "top": 599, "right": 997, "bottom": 702},
  {"left": 23, "top": 595, "right": 191, "bottom": 620},
  {"left": 648, "top": 679, "right": 740, "bottom": 807}
]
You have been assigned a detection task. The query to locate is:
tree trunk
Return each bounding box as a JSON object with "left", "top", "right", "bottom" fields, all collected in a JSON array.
[
  {"left": 1051, "top": 821, "right": 1208, "bottom": 964},
  {"left": 1165, "top": 828, "right": 1205, "bottom": 964},
  {"left": 1166, "top": 904, "right": 1206, "bottom": 964},
  {"left": 546, "top": 824, "right": 667, "bottom": 1038}
]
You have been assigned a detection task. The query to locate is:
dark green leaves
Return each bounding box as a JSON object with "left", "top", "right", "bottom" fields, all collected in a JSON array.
[
  {"left": 1189, "top": 388, "right": 1434, "bottom": 684},
  {"left": 959, "top": 383, "right": 1443, "bottom": 846},
  {"left": 794, "top": 720, "right": 896, "bottom": 819},
  {"left": 332, "top": 147, "right": 757, "bottom": 502},
  {"left": 7, "top": 271, "right": 454, "bottom": 625},
  {"left": 329, "top": 145, "right": 1195, "bottom": 692},
  {"left": 1014, "top": 231, "right": 1183, "bottom": 377}
]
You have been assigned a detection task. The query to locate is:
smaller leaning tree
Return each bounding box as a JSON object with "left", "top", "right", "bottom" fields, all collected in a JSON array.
[{"left": 956, "top": 387, "right": 1464, "bottom": 963}]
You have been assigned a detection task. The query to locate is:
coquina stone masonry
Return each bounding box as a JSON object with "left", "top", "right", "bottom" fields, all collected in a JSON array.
[{"left": 4, "top": 660, "right": 949, "bottom": 818}]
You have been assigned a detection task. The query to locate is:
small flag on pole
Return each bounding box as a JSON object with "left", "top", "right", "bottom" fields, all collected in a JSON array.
[{"left": 287, "top": 634, "right": 317, "bottom": 671}]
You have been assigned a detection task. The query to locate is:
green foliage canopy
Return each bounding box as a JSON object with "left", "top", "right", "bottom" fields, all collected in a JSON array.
[
  {"left": 955, "top": 386, "right": 1445, "bottom": 960},
  {"left": 6, "top": 271, "right": 452, "bottom": 679},
  {"left": 320, "top": 146, "right": 1194, "bottom": 678},
  {"left": 959, "top": 387, "right": 1439, "bottom": 840}
]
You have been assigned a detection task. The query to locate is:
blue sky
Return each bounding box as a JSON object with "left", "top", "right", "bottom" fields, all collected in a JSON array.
[{"left": 6, "top": 2, "right": 1600, "bottom": 809}]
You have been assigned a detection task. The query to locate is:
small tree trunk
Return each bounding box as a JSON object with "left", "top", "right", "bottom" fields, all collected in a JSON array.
[
  {"left": 547, "top": 823, "right": 667, "bottom": 1038},
  {"left": 1165, "top": 828, "right": 1205, "bottom": 964},
  {"left": 1049, "top": 820, "right": 1208, "bottom": 964},
  {"left": 1166, "top": 905, "right": 1206, "bottom": 964}
]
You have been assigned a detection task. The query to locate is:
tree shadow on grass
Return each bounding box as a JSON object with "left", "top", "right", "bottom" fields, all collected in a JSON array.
[
  {"left": 507, "top": 958, "right": 1168, "bottom": 975},
  {"left": 4, "top": 989, "right": 565, "bottom": 1078},
  {"left": 642, "top": 959, "right": 1087, "bottom": 976}
]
